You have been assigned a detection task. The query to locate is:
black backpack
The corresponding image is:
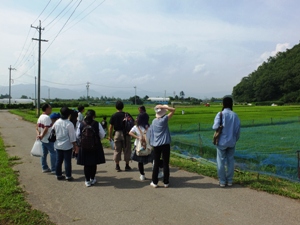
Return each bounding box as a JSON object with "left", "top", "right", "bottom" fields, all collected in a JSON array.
[
  {"left": 123, "top": 112, "right": 135, "bottom": 134},
  {"left": 80, "top": 121, "right": 97, "bottom": 151}
]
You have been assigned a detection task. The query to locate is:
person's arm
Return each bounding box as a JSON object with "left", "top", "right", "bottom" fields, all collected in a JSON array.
[
  {"left": 212, "top": 112, "right": 221, "bottom": 130},
  {"left": 98, "top": 122, "right": 105, "bottom": 139},
  {"left": 36, "top": 124, "right": 40, "bottom": 138},
  {"left": 129, "top": 126, "right": 140, "bottom": 140},
  {"left": 156, "top": 105, "right": 176, "bottom": 119},
  {"left": 68, "top": 123, "right": 78, "bottom": 153},
  {"left": 108, "top": 124, "right": 113, "bottom": 140},
  {"left": 38, "top": 127, "right": 49, "bottom": 140}
]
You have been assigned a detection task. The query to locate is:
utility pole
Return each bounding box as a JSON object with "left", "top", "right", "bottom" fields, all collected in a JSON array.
[
  {"left": 35, "top": 76, "right": 37, "bottom": 109},
  {"left": 31, "top": 20, "right": 48, "bottom": 116},
  {"left": 48, "top": 88, "right": 50, "bottom": 100},
  {"left": 86, "top": 82, "right": 90, "bottom": 99},
  {"left": 8, "top": 65, "right": 16, "bottom": 105},
  {"left": 134, "top": 86, "right": 136, "bottom": 105}
]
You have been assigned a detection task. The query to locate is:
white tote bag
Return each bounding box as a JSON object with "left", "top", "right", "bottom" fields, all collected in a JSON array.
[{"left": 30, "top": 140, "right": 43, "bottom": 157}]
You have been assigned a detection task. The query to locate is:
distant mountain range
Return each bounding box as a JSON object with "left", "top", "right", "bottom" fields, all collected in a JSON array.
[
  {"left": 0, "top": 84, "right": 230, "bottom": 100},
  {"left": 0, "top": 84, "right": 132, "bottom": 100}
]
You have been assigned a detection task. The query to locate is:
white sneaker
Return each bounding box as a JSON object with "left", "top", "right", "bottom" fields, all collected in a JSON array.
[
  {"left": 85, "top": 181, "right": 91, "bottom": 187},
  {"left": 150, "top": 182, "right": 158, "bottom": 188},
  {"left": 158, "top": 171, "right": 164, "bottom": 179},
  {"left": 90, "top": 178, "right": 97, "bottom": 185},
  {"left": 164, "top": 183, "right": 169, "bottom": 188},
  {"left": 140, "top": 175, "right": 146, "bottom": 181}
]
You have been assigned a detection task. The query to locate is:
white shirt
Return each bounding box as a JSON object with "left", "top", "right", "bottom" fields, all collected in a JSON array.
[
  {"left": 37, "top": 114, "right": 52, "bottom": 143},
  {"left": 53, "top": 119, "right": 76, "bottom": 150},
  {"left": 130, "top": 125, "right": 146, "bottom": 146},
  {"left": 76, "top": 121, "right": 106, "bottom": 140}
]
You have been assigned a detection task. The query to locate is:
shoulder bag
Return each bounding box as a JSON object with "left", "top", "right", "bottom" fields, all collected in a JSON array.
[
  {"left": 136, "top": 126, "right": 153, "bottom": 156},
  {"left": 213, "top": 112, "right": 223, "bottom": 145}
]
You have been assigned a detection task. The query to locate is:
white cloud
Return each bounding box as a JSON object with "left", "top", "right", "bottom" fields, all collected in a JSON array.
[
  {"left": 260, "top": 43, "right": 290, "bottom": 62},
  {"left": 193, "top": 64, "right": 205, "bottom": 74}
]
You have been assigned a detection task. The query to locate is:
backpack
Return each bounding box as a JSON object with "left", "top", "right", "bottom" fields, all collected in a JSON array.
[
  {"left": 123, "top": 112, "right": 135, "bottom": 134},
  {"left": 80, "top": 121, "right": 97, "bottom": 151}
]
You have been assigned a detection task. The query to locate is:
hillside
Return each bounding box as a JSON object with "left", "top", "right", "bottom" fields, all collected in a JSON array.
[{"left": 232, "top": 42, "right": 300, "bottom": 103}]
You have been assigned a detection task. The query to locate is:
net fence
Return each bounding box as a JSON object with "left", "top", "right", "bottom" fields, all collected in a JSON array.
[{"left": 170, "top": 117, "right": 300, "bottom": 181}]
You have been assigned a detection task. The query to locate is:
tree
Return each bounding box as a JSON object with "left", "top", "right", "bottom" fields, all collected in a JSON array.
[
  {"left": 20, "top": 95, "right": 28, "bottom": 99},
  {"left": 179, "top": 91, "right": 185, "bottom": 99},
  {"left": 129, "top": 95, "right": 143, "bottom": 105}
]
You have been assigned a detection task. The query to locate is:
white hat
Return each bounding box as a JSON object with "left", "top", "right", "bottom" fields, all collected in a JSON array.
[{"left": 154, "top": 105, "right": 168, "bottom": 118}]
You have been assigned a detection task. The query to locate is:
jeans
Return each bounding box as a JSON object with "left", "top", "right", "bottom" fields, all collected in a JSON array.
[
  {"left": 41, "top": 141, "right": 56, "bottom": 171},
  {"left": 152, "top": 144, "right": 170, "bottom": 185},
  {"left": 216, "top": 146, "right": 235, "bottom": 185},
  {"left": 56, "top": 149, "right": 73, "bottom": 178}
]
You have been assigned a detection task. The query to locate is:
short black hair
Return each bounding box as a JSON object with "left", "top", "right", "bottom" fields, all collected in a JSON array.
[
  {"left": 78, "top": 105, "right": 85, "bottom": 112},
  {"left": 116, "top": 101, "right": 124, "bottom": 110},
  {"left": 41, "top": 103, "right": 51, "bottom": 112}
]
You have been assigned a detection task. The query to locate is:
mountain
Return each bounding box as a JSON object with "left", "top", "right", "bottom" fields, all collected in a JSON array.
[{"left": 232, "top": 43, "right": 300, "bottom": 103}]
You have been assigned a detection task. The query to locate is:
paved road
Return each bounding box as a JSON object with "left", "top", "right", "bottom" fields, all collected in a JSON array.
[{"left": 0, "top": 110, "right": 299, "bottom": 225}]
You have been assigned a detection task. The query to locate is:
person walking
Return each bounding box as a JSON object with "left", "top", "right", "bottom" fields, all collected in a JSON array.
[
  {"left": 36, "top": 103, "right": 56, "bottom": 173},
  {"left": 53, "top": 106, "right": 78, "bottom": 181},
  {"left": 212, "top": 96, "right": 240, "bottom": 187},
  {"left": 76, "top": 109, "right": 106, "bottom": 187},
  {"left": 150, "top": 104, "right": 175, "bottom": 188},
  {"left": 108, "top": 101, "right": 132, "bottom": 172},
  {"left": 129, "top": 113, "right": 153, "bottom": 180}
]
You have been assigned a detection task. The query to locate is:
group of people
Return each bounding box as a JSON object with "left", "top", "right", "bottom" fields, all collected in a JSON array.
[
  {"left": 36, "top": 96, "right": 240, "bottom": 188},
  {"left": 36, "top": 101, "right": 176, "bottom": 188}
]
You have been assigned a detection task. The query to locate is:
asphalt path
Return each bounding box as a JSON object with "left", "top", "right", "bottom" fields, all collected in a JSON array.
[{"left": 0, "top": 110, "right": 299, "bottom": 225}]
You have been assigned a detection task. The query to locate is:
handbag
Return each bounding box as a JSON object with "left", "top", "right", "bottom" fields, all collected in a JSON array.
[
  {"left": 48, "top": 129, "right": 56, "bottom": 142},
  {"left": 213, "top": 112, "right": 223, "bottom": 145},
  {"left": 136, "top": 127, "right": 152, "bottom": 156},
  {"left": 31, "top": 140, "right": 43, "bottom": 157}
]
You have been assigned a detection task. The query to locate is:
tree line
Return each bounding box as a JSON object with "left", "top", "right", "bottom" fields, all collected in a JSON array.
[{"left": 233, "top": 42, "right": 300, "bottom": 103}]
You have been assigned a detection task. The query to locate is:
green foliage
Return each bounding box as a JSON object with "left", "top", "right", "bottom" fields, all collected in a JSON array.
[
  {"left": 0, "top": 138, "right": 54, "bottom": 225},
  {"left": 233, "top": 44, "right": 300, "bottom": 103}
]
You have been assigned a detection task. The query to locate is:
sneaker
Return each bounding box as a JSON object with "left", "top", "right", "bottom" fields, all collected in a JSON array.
[
  {"left": 140, "top": 175, "right": 146, "bottom": 181},
  {"left": 150, "top": 182, "right": 158, "bottom": 188},
  {"left": 57, "top": 175, "right": 65, "bottom": 180},
  {"left": 85, "top": 181, "right": 91, "bottom": 187},
  {"left": 42, "top": 168, "right": 51, "bottom": 173},
  {"left": 219, "top": 183, "right": 225, "bottom": 188},
  {"left": 164, "top": 183, "right": 169, "bottom": 188},
  {"left": 66, "top": 177, "right": 74, "bottom": 181},
  {"left": 115, "top": 165, "right": 121, "bottom": 172},
  {"left": 125, "top": 165, "right": 132, "bottom": 171},
  {"left": 158, "top": 171, "right": 164, "bottom": 179},
  {"left": 90, "top": 178, "right": 97, "bottom": 185},
  {"left": 51, "top": 171, "right": 56, "bottom": 174},
  {"left": 227, "top": 183, "right": 233, "bottom": 187}
]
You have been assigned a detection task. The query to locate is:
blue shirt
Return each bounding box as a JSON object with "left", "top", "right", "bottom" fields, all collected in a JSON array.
[
  {"left": 212, "top": 108, "right": 240, "bottom": 148},
  {"left": 150, "top": 115, "right": 171, "bottom": 147}
]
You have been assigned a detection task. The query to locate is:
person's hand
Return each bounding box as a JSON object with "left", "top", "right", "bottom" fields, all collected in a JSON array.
[{"left": 37, "top": 135, "right": 42, "bottom": 140}]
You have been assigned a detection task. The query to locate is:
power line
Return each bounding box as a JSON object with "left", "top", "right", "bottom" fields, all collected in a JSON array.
[
  {"left": 43, "top": 0, "right": 82, "bottom": 55},
  {"left": 62, "top": 0, "right": 106, "bottom": 34},
  {"left": 32, "top": 0, "right": 52, "bottom": 25},
  {"left": 43, "top": 0, "right": 63, "bottom": 23},
  {"left": 13, "top": 27, "right": 33, "bottom": 67},
  {"left": 44, "top": 0, "right": 75, "bottom": 28}
]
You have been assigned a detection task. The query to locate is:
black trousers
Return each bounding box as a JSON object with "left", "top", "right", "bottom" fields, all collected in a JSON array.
[
  {"left": 84, "top": 165, "right": 97, "bottom": 181},
  {"left": 152, "top": 144, "right": 170, "bottom": 185}
]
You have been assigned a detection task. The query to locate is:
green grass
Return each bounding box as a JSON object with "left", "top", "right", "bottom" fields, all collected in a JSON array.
[
  {"left": 170, "top": 153, "right": 300, "bottom": 199},
  {"left": 0, "top": 138, "right": 54, "bottom": 225}
]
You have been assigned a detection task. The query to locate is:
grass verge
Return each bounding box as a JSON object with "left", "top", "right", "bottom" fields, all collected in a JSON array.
[
  {"left": 0, "top": 138, "right": 54, "bottom": 225},
  {"left": 170, "top": 153, "right": 300, "bottom": 199}
]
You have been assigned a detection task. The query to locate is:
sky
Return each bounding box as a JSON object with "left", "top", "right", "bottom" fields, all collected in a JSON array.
[{"left": 1, "top": 0, "right": 300, "bottom": 99}]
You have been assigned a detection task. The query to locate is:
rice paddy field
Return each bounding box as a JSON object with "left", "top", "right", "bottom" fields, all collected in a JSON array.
[{"left": 11, "top": 104, "right": 300, "bottom": 181}]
